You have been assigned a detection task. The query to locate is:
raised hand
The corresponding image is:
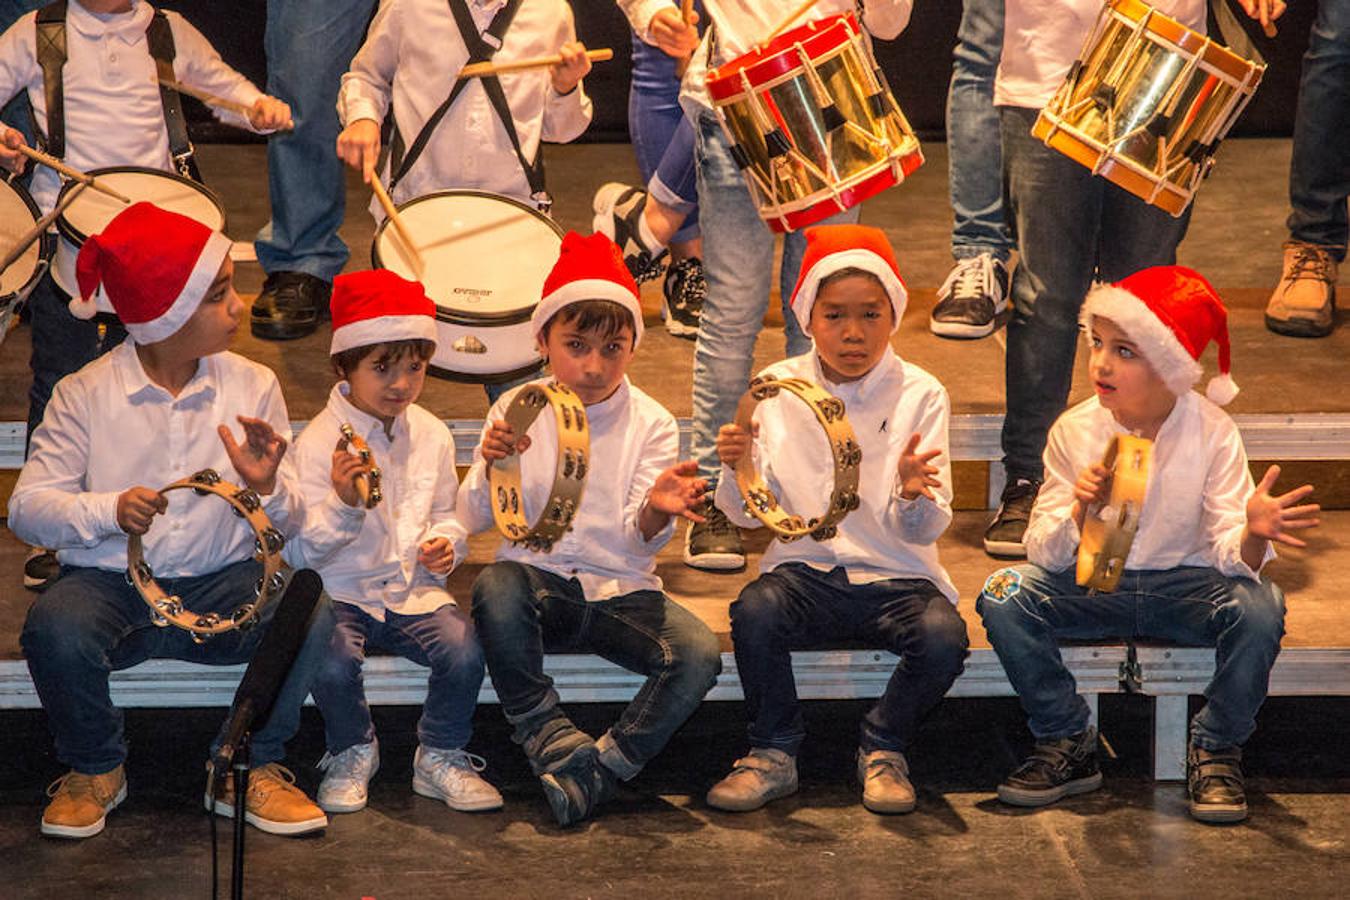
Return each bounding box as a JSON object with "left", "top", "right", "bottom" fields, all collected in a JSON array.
[
  {"left": 336, "top": 118, "right": 382, "bottom": 184},
  {"left": 715, "top": 422, "right": 755, "bottom": 468},
  {"left": 418, "top": 537, "right": 455, "bottom": 575},
  {"left": 331, "top": 435, "right": 373, "bottom": 508},
  {"left": 896, "top": 432, "right": 943, "bottom": 501},
  {"left": 116, "top": 486, "right": 168, "bottom": 535},
  {"left": 219, "top": 416, "right": 287, "bottom": 495},
  {"left": 1246, "top": 464, "right": 1320, "bottom": 548},
  {"left": 646, "top": 460, "right": 709, "bottom": 523}
]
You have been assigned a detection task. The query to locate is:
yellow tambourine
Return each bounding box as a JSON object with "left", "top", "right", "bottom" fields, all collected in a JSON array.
[
  {"left": 339, "top": 423, "right": 383, "bottom": 509},
  {"left": 1076, "top": 433, "right": 1153, "bottom": 592}
]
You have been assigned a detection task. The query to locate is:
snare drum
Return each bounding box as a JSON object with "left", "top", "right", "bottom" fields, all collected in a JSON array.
[
  {"left": 53, "top": 167, "right": 225, "bottom": 305},
  {"left": 0, "top": 177, "right": 51, "bottom": 343},
  {"left": 372, "top": 190, "right": 562, "bottom": 383},
  {"left": 1033, "top": 0, "right": 1264, "bottom": 217},
  {"left": 707, "top": 11, "right": 923, "bottom": 233}
]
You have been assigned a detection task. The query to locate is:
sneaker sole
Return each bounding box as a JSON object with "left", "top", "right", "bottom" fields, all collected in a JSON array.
[
  {"left": 997, "top": 772, "right": 1103, "bottom": 807},
  {"left": 982, "top": 538, "right": 1028, "bottom": 559},
  {"left": 861, "top": 792, "right": 916, "bottom": 815},
  {"left": 317, "top": 795, "right": 368, "bottom": 814},
  {"left": 682, "top": 548, "right": 747, "bottom": 571},
  {"left": 929, "top": 317, "right": 998, "bottom": 340},
  {"left": 706, "top": 780, "right": 798, "bottom": 813},
  {"left": 412, "top": 774, "right": 504, "bottom": 812},
  {"left": 1188, "top": 800, "right": 1248, "bottom": 824},
  {"left": 659, "top": 295, "right": 700, "bottom": 340},
  {"left": 249, "top": 319, "right": 317, "bottom": 341},
  {"left": 1263, "top": 313, "right": 1333, "bottom": 339},
  {"left": 539, "top": 772, "right": 590, "bottom": 826},
  {"left": 23, "top": 573, "right": 55, "bottom": 591},
  {"left": 204, "top": 795, "right": 328, "bottom": 835},
  {"left": 41, "top": 781, "right": 127, "bottom": 839}
]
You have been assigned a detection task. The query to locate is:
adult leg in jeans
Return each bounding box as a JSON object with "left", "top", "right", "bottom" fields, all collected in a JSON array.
[
  {"left": 381, "top": 606, "right": 485, "bottom": 751},
  {"left": 1287, "top": 0, "right": 1350, "bottom": 260},
  {"left": 1097, "top": 180, "right": 1191, "bottom": 282},
  {"left": 311, "top": 601, "right": 377, "bottom": 754},
  {"left": 629, "top": 36, "right": 700, "bottom": 248}
]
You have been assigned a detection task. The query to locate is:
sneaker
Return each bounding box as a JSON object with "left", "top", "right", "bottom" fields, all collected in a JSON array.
[
  {"left": 41, "top": 765, "right": 127, "bottom": 838},
  {"left": 983, "top": 478, "right": 1041, "bottom": 559},
  {"left": 205, "top": 762, "right": 328, "bottom": 836},
  {"left": 1187, "top": 744, "right": 1247, "bottom": 824},
  {"left": 930, "top": 254, "right": 1010, "bottom": 339},
  {"left": 996, "top": 727, "right": 1102, "bottom": 807},
  {"left": 857, "top": 749, "right": 916, "bottom": 814},
  {"left": 592, "top": 182, "right": 667, "bottom": 283},
  {"left": 413, "top": 746, "right": 504, "bottom": 812},
  {"left": 1265, "top": 241, "right": 1337, "bottom": 338},
  {"left": 707, "top": 748, "right": 798, "bottom": 812},
  {"left": 316, "top": 739, "right": 379, "bottom": 814},
  {"left": 24, "top": 547, "right": 59, "bottom": 592},
  {"left": 683, "top": 500, "right": 745, "bottom": 571},
  {"left": 661, "top": 257, "right": 705, "bottom": 339},
  {"left": 539, "top": 750, "right": 617, "bottom": 827},
  {"left": 250, "top": 271, "right": 332, "bottom": 341}
]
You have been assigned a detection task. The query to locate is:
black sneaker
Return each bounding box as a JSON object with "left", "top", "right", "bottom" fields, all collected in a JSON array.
[
  {"left": 23, "top": 547, "right": 59, "bottom": 592},
  {"left": 540, "top": 750, "right": 618, "bottom": 828},
  {"left": 984, "top": 477, "right": 1041, "bottom": 559},
  {"left": 930, "top": 254, "right": 1009, "bottom": 339},
  {"left": 662, "top": 257, "right": 704, "bottom": 339},
  {"left": 684, "top": 500, "right": 745, "bottom": 571},
  {"left": 592, "top": 182, "right": 667, "bottom": 284},
  {"left": 997, "top": 727, "right": 1102, "bottom": 807},
  {"left": 1188, "top": 744, "right": 1247, "bottom": 823},
  {"left": 250, "top": 271, "right": 332, "bottom": 341}
]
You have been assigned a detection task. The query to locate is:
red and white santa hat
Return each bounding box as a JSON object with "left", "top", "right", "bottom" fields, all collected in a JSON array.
[
  {"left": 789, "top": 224, "right": 908, "bottom": 334},
  {"left": 73, "top": 201, "right": 232, "bottom": 344},
  {"left": 1081, "top": 265, "right": 1239, "bottom": 405},
  {"left": 330, "top": 269, "right": 438, "bottom": 355},
  {"left": 532, "top": 231, "right": 644, "bottom": 346}
]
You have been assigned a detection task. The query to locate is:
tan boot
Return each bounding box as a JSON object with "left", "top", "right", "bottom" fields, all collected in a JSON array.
[
  {"left": 857, "top": 749, "right": 916, "bottom": 814},
  {"left": 205, "top": 762, "right": 327, "bottom": 836},
  {"left": 41, "top": 765, "right": 127, "bottom": 838},
  {"left": 1266, "top": 241, "right": 1338, "bottom": 337},
  {"left": 706, "top": 748, "right": 798, "bottom": 812}
]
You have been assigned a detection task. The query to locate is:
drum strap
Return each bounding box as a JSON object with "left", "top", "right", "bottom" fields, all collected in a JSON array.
[{"left": 1208, "top": 0, "right": 1266, "bottom": 68}]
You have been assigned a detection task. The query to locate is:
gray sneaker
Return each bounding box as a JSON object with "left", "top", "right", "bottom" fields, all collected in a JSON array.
[
  {"left": 857, "top": 749, "right": 915, "bottom": 814},
  {"left": 316, "top": 739, "right": 379, "bottom": 814},
  {"left": 706, "top": 748, "right": 798, "bottom": 812},
  {"left": 413, "top": 746, "right": 503, "bottom": 812}
]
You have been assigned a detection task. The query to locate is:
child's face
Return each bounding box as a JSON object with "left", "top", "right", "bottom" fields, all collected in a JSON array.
[
  {"left": 808, "top": 274, "right": 894, "bottom": 383},
  {"left": 168, "top": 258, "right": 243, "bottom": 357},
  {"left": 1088, "top": 316, "right": 1173, "bottom": 418},
  {"left": 344, "top": 349, "right": 427, "bottom": 424},
  {"left": 537, "top": 319, "right": 635, "bottom": 405}
]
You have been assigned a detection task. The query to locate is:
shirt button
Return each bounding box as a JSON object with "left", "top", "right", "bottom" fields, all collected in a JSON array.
[{"left": 109, "top": 53, "right": 118, "bottom": 63}]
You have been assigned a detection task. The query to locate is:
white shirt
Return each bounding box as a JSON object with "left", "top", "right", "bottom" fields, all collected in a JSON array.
[
  {"left": 996, "top": 0, "right": 1206, "bottom": 109},
  {"left": 458, "top": 377, "right": 678, "bottom": 600},
  {"left": 289, "top": 383, "right": 468, "bottom": 620},
  {"left": 0, "top": 0, "right": 267, "bottom": 212},
  {"left": 1025, "top": 392, "right": 1274, "bottom": 580},
  {"left": 8, "top": 342, "right": 301, "bottom": 577},
  {"left": 714, "top": 350, "right": 957, "bottom": 602},
  {"left": 339, "top": 0, "right": 593, "bottom": 211}
]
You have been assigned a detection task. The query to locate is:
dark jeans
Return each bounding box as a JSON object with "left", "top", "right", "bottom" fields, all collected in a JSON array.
[
  {"left": 21, "top": 560, "right": 336, "bottom": 774},
  {"left": 1287, "top": 0, "right": 1350, "bottom": 260},
  {"left": 730, "top": 564, "right": 969, "bottom": 755},
  {"left": 999, "top": 105, "right": 1192, "bottom": 482},
  {"left": 311, "top": 600, "right": 485, "bottom": 754},
  {"left": 470, "top": 561, "right": 721, "bottom": 778},
  {"left": 977, "top": 564, "right": 1285, "bottom": 749}
]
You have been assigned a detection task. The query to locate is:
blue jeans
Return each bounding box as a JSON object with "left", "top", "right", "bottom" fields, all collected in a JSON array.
[
  {"left": 999, "top": 105, "right": 1191, "bottom": 482},
  {"left": 947, "top": 0, "right": 1011, "bottom": 261},
  {"left": 731, "top": 564, "right": 968, "bottom": 755},
  {"left": 977, "top": 565, "right": 1285, "bottom": 749},
  {"left": 312, "top": 601, "right": 485, "bottom": 754},
  {"left": 691, "top": 106, "right": 859, "bottom": 482},
  {"left": 1287, "top": 0, "right": 1350, "bottom": 260},
  {"left": 254, "top": 0, "right": 376, "bottom": 281},
  {"left": 20, "top": 560, "right": 336, "bottom": 774},
  {"left": 470, "top": 561, "right": 721, "bottom": 778},
  {"left": 629, "top": 23, "right": 701, "bottom": 244}
]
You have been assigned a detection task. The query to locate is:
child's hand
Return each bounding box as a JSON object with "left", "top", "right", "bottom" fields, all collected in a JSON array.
[
  {"left": 219, "top": 416, "right": 287, "bottom": 496},
  {"left": 715, "top": 422, "right": 755, "bottom": 467},
  {"left": 249, "top": 95, "right": 294, "bottom": 132},
  {"left": 550, "top": 41, "right": 592, "bottom": 95},
  {"left": 336, "top": 118, "right": 382, "bottom": 183},
  {"left": 897, "top": 432, "right": 943, "bottom": 501},
  {"left": 116, "top": 486, "right": 167, "bottom": 535},
  {"left": 645, "top": 460, "right": 708, "bottom": 523},
  {"left": 481, "top": 419, "right": 529, "bottom": 462},
  {"left": 0, "top": 125, "right": 27, "bottom": 174},
  {"left": 1246, "top": 464, "right": 1320, "bottom": 548},
  {"left": 418, "top": 537, "right": 455, "bottom": 575},
  {"left": 1236, "top": 0, "right": 1286, "bottom": 29},
  {"left": 649, "top": 7, "right": 700, "bottom": 57},
  {"left": 1074, "top": 463, "right": 1112, "bottom": 510},
  {"left": 331, "top": 435, "right": 372, "bottom": 508}
]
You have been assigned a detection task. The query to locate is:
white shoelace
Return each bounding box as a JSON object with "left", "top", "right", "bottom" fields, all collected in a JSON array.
[
  {"left": 317, "top": 743, "right": 376, "bottom": 786},
  {"left": 939, "top": 254, "right": 998, "bottom": 303}
]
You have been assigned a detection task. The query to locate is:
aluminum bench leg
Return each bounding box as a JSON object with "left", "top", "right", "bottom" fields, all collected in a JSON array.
[
  {"left": 1153, "top": 694, "right": 1189, "bottom": 781},
  {"left": 1084, "top": 692, "right": 1099, "bottom": 728}
]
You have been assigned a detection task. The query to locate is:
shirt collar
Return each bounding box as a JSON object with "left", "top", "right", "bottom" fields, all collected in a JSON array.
[
  {"left": 331, "top": 382, "right": 407, "bottom": 444},
  {"left": 68, "top": 1, "right": 151, "bottom": 43},
  {"left": 115, "top": 340, "right": 217, "bottom": 405},
  {"left": 811, "top": 347, "right": 900, "bottom": 403},
  {"left": 580, "top": 376, "right": 631, "bottom": 427}
]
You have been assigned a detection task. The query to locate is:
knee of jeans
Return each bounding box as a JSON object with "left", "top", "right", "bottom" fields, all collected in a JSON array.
[
  {"left": 668, "top": 626, "right": 722, "bottom": 695},
  {"left": 1227, "top": 579, "right": 1286, "bottom": 645},
  {"left": 470, "top": 562, "right": 535, "bottom": 629},
  {"left": 916, "top": 603, "right": 971, "bottom": 674},
  {"left": 20, "top": 591, "right": 105, "bottom": 666},
  {"left": 976, "top": 566, "right": 1039, "bottom": 631},
  {"left": 729, "top": 581, "right": 790, "bottom": 643},
  {"left": 427, "top": 632, "right": 486, "bottom": 681},
  {"left": 317, "top": 638, "right": 364, "bottom": 689}
]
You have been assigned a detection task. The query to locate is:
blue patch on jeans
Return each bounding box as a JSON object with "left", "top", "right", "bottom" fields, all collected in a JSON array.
[{"left": 981, "top": 568, "right": 1021, "bottom": 604}]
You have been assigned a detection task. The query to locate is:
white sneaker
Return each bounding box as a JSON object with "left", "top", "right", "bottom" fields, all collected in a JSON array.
[
  {"left": 316, "top": 739, "right": 379, "bottom": 814},
  {"left": 930, "top": 253, "right": 1009, "bottom": 339},
  {"left": 412, "top": 746, "right": 504, "bottom": 812}
]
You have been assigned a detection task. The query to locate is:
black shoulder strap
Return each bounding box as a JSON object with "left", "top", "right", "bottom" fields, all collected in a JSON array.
[
  {"left": 34, "top": 0, "right": 67, "bottom": 158},
  {"left": 145, "top": 9, "right": 199, "bottom": 179}
]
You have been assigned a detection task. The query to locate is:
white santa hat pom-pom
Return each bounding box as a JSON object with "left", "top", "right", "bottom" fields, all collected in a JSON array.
[{"left": 1206, "top": 373, "right": 1239, "bottom": 406}]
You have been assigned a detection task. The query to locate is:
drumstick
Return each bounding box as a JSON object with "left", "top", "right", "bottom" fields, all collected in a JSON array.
[
  {"left": 157, "top": 77, "right": 295, "bottom": 132},
  {"left": 765, "top": 0, "right": 821, "bottom": 42},
  {"left": 14, "top": 145, "right": 131, "bottom": 204},
  {"left": 369, "top": 177, "right": 425, "bottom": 278},
  {"left": 0, "top": 182, "right": 88, "bottom": 277},
  {"left": 457, "top": 48, "right": 614, "bottom": 79}
]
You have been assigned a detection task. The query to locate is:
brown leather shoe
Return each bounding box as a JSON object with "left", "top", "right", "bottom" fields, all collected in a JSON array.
[
  {"left": 857, "top": 749, "right": 916, "bottom": 814},
  {"left": 205, "top": 762, "right": 327, "bottom": 836},
  {"left": 1265, "top": 242, "right": 1338, "bottom": 338},
  {"left": 42, "top": 765, "right": 127, "bottom": 838}
]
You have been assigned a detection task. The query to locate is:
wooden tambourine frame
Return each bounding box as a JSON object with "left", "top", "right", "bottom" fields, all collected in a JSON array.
[
  {"left": 733, "top": 375, "right": 861, "bottom": 543},
  {"left": 339, "top": 423, "right": 383, "bottom": 508},
  {"left": 488, "top": 382, "right": 589, "bottom": 553},
  {"left": 1076, "top": 434, "right": 1153, "bottom": 592},
  {"left": 126, "top": 468, "right": 287, "bottom": 642}
]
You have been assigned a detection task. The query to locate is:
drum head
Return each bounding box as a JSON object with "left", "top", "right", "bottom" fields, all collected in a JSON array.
[
  {"left": 1, "top": 178, "right": 44, "bottom": 298},
  {"left": 56, "top": 167, "right": 226, "bottom": 246}
]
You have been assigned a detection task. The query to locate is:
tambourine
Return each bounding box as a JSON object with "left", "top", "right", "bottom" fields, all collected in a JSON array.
[
  {"left": 339, "top": 423, "right": 383, "bottom": 508},
  {"left": 733, "top": 375, "right": 861, "bottom": 542},
  {"left": 488, "top": 382, "right": 589, "bottom": 553},
  {"left": 1076, "top": 434, "right": 1153, "bottom": 592},
  {"left": 126, "top": 468, "right": 288, "bottom": 642}
]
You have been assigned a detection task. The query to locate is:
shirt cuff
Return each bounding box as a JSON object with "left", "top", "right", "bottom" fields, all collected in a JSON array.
[
  {"left": 341, "top": 95, "right": 385, "bottom": 129},
  {"left": 92, "top": 491, "right": 125, "bottom": 542}
]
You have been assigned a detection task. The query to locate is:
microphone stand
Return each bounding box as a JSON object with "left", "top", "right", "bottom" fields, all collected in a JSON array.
[{"left": 231, "top": 734, "right": 251, "bottom": 900}]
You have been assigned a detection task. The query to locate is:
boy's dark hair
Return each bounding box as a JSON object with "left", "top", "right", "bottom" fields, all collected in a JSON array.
[
  {"left": 540, "top": 299, "right": 637, "bottom": 348},
  {"left": 331, "top": 338, "right": 436, "bottom": 378},
  {"left": 818, "top": 266, "right": 888, "bottom": 293}
]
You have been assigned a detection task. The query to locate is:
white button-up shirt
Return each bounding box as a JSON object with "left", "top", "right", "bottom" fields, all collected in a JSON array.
[
  {"left": 8, "top": 342, "right": 301, "bottom": 577},
  {"left": 458, "top": 377, "right": 678, "bottom": 600},
  {"left": 0, "top": 0, "right": 267, "bottom": 212},
  {"left": 289, "top": 383, "right": 468, "bottom": 620},
  {"left": 1025, "top": 392, "right": 1273, "bottom": 580},
  {"left": 714, "top": 349, "right": 957, "bottom": 602},
  {"left": 338, "top": 0, "right": 593, "bottom": 211}
]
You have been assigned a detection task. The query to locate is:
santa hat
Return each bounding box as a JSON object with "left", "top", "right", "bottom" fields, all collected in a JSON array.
[
  {"left": 1081, "top": 265, "right": 1239, "bottom": 405},
  {"left": 532, "top": 231, "right": 644, "bottom": 347},
  {"left": 73, "top": 202, "right": 232, "bottom": 344},
  {"left": 789, "top": 224, "right": 908, "bottom": 334},
  {"left": 330, "top": 269, "right": 438, "bottom": 355}
]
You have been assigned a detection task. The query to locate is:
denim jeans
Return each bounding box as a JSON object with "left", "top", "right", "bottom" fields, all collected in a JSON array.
[
  {"left": 312, "top": 600, "right": 485, "bottom": 754},
  {"left": 1287, "top": 0, "right": 1350, "bottom": 260},
  {"left": 691, "top": 106, "right": 859, "bottom": 482},
  {"left": 999, "top": 105, "right": 1191, "bottom": 482},
  {"left": 629, "top": 22, "right": 701, "bottom": 244},
  {"left": 254, "top": 0, "right": 376, "bottom": 281},
  {"left": 731, "top": 564, "right": 968, "bottom": 755},
  {"left": 977, "top": 564, "right": 1285, "bottom": 749},
  {"left": 21, "top": 560, "right": 336, "bottom": 774},
  {"left": 470, "top": 561, "right": 721, "bottom": 779},
  {"left": 946, "top": 0, "right": 1012, "bottom": 261}
]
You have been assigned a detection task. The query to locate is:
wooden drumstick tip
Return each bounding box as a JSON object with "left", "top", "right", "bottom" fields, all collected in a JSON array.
[{"left": 1262, "top": 22, "right": 1278, "bottom": 38}]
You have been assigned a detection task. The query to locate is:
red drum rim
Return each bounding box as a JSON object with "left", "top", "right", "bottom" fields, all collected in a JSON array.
[
  {"left": 54, "top": 166, "right": 226, "bottom": 247},
  {"left": 708, "top": 12, "right": 857, "bottom": 102},
  {"left": 1109, "top": 0, "right": 1262, "bottom": 83}
]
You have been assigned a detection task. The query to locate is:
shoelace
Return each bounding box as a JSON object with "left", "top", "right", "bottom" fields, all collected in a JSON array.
[
  {"left": 998, "top": 479, "right": 1040, "bottom": 520},
  {"left": 423, "top": 748, "right": 488, "bottom": 774},
  {"left": 669, "top": 259, "right": 706, "bottom": 312},
  {"left": 702, "top": 504, "right": 740, "bottom": 536},
  {"left": 1285, "top": 245, "right": 1335, "bottom": 283},
  {"left": 317, "top": 744, "right": 375, "bottom": 781},
  {"left": 46, "top": 771, "right": 104, "bottom": 800},
  {"left": 863, "top": 753, "right": 908, "bottom": 778},
  {"left": 940, "top": 255, "right": 997, "bottom": 302}
]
